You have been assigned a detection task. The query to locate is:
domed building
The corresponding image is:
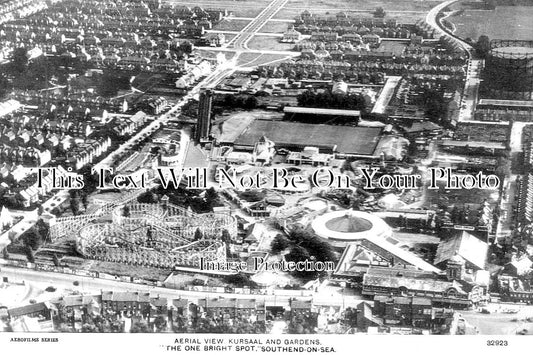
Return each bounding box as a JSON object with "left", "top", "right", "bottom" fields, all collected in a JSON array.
[{"left": 311, "top": 210, "right": 392, "bottom": 247}]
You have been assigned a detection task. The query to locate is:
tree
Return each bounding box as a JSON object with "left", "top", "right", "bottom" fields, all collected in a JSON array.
[
  {"left": 474, "top": 35, "right": 491, "bottom": 58},
  {"left": 221, "top": 229, "right": 231, "bottom": 243},
  {"left": 194, "top": 228, "right": 203, "bottom": 241},
  {"left": 130, "top": 321, "right": 152, "bottom": 333},
  {"left": 70, "top": 197, "right": 80, "bottom": 216},
  {"left": 205, "top": 187, "right": 219, "bottom": 209},
  {"left": 2, "top": 247, "right": 9, "bottom": 260},
  {"left": 138, "top": 191, "right": 159, "bottom": 204},
  {"left": 153, "top": 315, "right": 167, "bottom": 332},
  {"left": 270, "top": 234, "right": 290, "bottom": 254},
  {"left": 343, "top": 307, "right": 358, "bottom": 327},
  {"left": 81, "top": 192, "right": 89, "bottom": 210},
  {"left": 81, "top": 323, "right": 99, "bottom": 333},
  {"left": 53, "top": 253, "right": 60, "bottom": 267},
  {"left": 12, "top": 47, "right": 29, "bottom": 73},
  {"left": 285, "top": 245, "right": 311, "bottom": 264},
  {"left": 123, "top": 205, "right": 131, "bottom": 217},
  {"left": 179, "top": 41, "right": 193, "bottom": 54},
  {"left": 373, "top": 7, "right": 386, "bottom": 18},
  {"left": 243, "top": 96, "right": 258, "bottom": 109},
  {"left": 0, "top": 72, "right": 11, "bottom": 99},
  {"left": 23, "top": 227, "right": 42, "bottom": 251},
  {"left": 224, "top": 273, "right": 257, "bottom": 288},
  {"left": 26, "top": 246, "right": 35, "bottom": 263}
]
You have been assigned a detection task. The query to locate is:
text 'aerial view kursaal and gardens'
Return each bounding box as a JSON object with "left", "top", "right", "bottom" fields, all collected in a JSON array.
[{"left": 0, "top": 0, "right": 533, "bottom": 347}]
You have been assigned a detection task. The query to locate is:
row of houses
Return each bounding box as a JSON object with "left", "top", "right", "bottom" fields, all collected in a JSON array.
[
  {"left": 11, "top": 91, "right": 128, "bottom": 112},
  {"left": 294, "top": 12, "right": 436, "bottom": 39},
  {"left": 303, "top": 28, "right": 412, "bottom": 41},
  {"left": 296, "top": 11, "right": 398, "bottom": 28},
  {"left": 258, "top": 59, "right": 463, "bottom": 80},
  {"left": 1, "top": 291, "right": 321, "bottom": 332},
  {"left": 3, "top": 137, "right": 111, "bottom": 206},
  {"left": 295, "top": 41, "right": 466, "bottom": 66},
  {"left": 0, "top": 0, "right": 49, "bottom": 25}
]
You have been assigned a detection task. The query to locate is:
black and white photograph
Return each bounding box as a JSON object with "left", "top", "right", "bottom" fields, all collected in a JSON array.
[{"left": 0, "top": 0, "right": 531, "bottom": 353}]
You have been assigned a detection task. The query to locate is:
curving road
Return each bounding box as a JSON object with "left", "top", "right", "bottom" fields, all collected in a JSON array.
[{"left": 425, "top": 0, "right": 482, "bottom": 122}]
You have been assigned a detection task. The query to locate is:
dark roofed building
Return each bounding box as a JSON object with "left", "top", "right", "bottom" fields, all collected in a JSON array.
[
  {"left": 8, "top": 302, "right": 57, "bottom": 320},
  {"left": 101, "top": 291, "right": 151, "bottom": 317},
  {"left": 233, "top": 120, "right": 382, "bottom": 157},
  {"left": 362, "top": 267, "right": 486, "bottom": 309}
]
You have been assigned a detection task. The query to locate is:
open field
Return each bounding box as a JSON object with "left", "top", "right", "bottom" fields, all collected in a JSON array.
[
  {"left": 165, "top": 0, "right": 271, "bottom": 17},
  {"left": 259, "top": 20, "right": 294, "bottom": 33},
  {"left": 448, "top": 5, "right": 533, "bottom": 41},
  {"left": 379, "top": 40, "right": 409, "bottom": 55},
  {"left": 213, "top": 18, "right": 252, "bottom": 31},
  {"left": 247, "top": 35, "right": 296, "bottom": 51}
]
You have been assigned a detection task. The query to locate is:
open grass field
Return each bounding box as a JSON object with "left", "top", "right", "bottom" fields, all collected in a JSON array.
[
  {"left": 213, "top": 18, "right": 252, "bottom": 31},
  {"left": 165, "top": 0, "right": 271, "bottom": 17},
  {"left": 448, "top": 6, "right": 533, "bottom": 41},
  {"left": 247, "top": 35, "right": 295, "bottom": 51},
  {"left": 259, "top": 20, "right": 294, "bottom": 34},
  {"left": 378, "top": 40, "right": 409, "bottom": 55}
]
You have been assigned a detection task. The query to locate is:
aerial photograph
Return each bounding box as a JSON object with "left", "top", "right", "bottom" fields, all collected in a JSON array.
[{"left": 0, "top": 0, "right": 532, "bottom": 341}]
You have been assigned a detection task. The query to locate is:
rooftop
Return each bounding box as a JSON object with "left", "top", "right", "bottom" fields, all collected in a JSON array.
[
  {"left": 434, "top": 231, "right": 488, "bottom": 270},
  {"left": 234, "top": 120, "right": 381, "bottom": 156},
  {"left": 283, "top": 106, "right": 361, "bottom": 117}
]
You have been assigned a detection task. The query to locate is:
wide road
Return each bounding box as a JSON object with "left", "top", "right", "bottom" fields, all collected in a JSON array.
[
  {"left": 0, "top": 266, "right": 367, "bottom": 308},
  {"left": 226, "top": 0, "right": 289, "bottom": 50}
]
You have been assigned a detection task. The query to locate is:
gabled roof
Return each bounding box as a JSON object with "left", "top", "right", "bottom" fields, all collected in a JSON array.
[{"left": 434, "top": 231, "right": 488, "bottom": 270}]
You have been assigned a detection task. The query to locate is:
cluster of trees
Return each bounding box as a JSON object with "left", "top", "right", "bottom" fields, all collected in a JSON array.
[
  {"left": 297, "top": 90, "right": 368, "bottom": 112},
  {"left": 373, "top": 7, "right": 386, "bottom": 18},
  {"left": 96, "top": 70, "right": 132, "bottom": 97},
  {"left": 288, "top": 313, "right": 317, "bottom": 334},
  {"left": 270, "top": 228, "right": 336, "bottom": 279},
  {"left": 216, "top": 94, "right": 258, "bottom": 110},
  {"left": 76, "top": 313, "right": 123, "bottom": 333},
  {"left": 153, "top": 186, "right": 222, "bottom": 213},
  {"left": 191, "top": 316, "right": 266, "bottom": 334},
  {"left": 137, "top": 191, "right": 160, "bottom": 204},
  {"left": 0, "top": 189, "right": 26, "bottom": 210},
  {"left": 421, "top": 87, "right": 448, "bottom": 123},
  {"left": 69, "top": 190, "right": 89, "bottom": 216},
  {"left": 224, "top": 273, "right": 258, "bottom": 288},
  {"left": 3, "top": 48, "right": 67, "bottom": 92}
]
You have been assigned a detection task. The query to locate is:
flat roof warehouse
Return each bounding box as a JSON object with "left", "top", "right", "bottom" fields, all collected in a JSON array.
[{"left": 232, "top": 120, "right": 382, "bottom": 157}]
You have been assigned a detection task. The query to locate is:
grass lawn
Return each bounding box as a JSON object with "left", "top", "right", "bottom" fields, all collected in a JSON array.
[
  {"left": 247, "top": 35, "right": 295, "bottom": 51},
  {"left": 259, "top": 20, "right": 293, "bottom": 34},
  {"left": 378, "top": 40, "right": 408, "bottom": 55},
  {"left": 213, "top": 18, "right": 252, "bottom": 31},
  {"left": 448, "top": 5, "right": 533, "bottom": 41}
]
